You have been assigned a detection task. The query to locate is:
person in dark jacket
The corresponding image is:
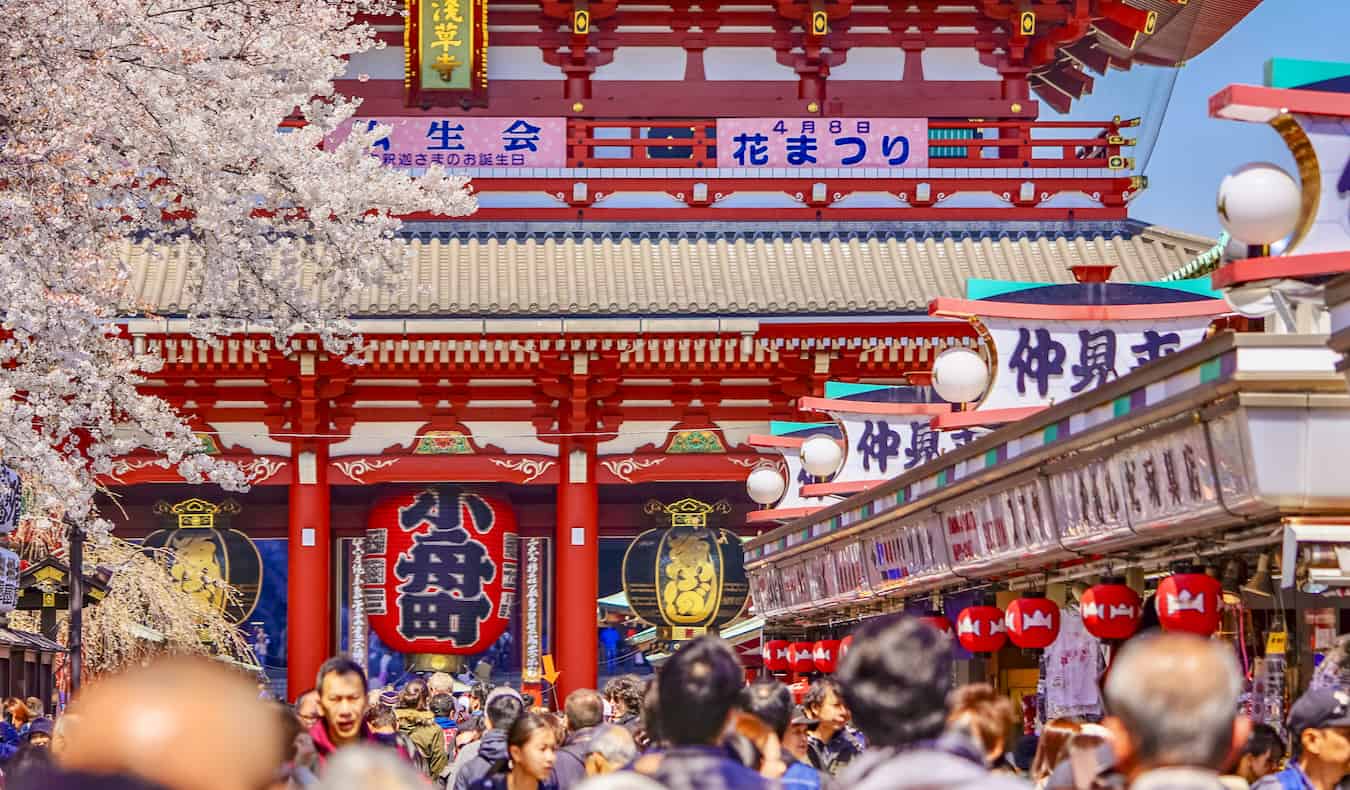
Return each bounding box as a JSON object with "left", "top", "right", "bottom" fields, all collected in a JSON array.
[
  {"left": 550, "top": 688, "right": 605, "bottom": 790},
  {"left": 604, "top": 675, "right": 645, "bottom": 738},
  {"left": 467, "top": 712, "right": 558, "bottom": 790},
  {"left": 740, "top": 680, "right": 827, "bottom": 790},
  {"left": 642, "top": 635, "right": 770, "bottom": 790},
  {"left": 452, "top": 689, "right": 524, "bottom": 790},
  {"left": 804, "top": 678, "right": 864, "bottom": 778},
  {"left": 1251, "top": 689, "right": 1350, "bottom": 790}
]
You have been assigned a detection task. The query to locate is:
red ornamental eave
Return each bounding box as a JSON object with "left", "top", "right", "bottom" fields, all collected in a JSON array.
[{"left": 100, "top": 454, "right": 291, "bottom": 486}]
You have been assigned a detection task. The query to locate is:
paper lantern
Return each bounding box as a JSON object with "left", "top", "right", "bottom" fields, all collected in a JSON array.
[
  {"left": 1005, "top": 596, "right": 1061, "bottom": 649},
  {"left": 788, "top": 679, "right": 810, "bottom": 704},
  {"left": 839, "top": 634, "right": 854, "bottom": 658},
  {"left": 622, "top": 522, "right": 749, "bottom": 631},
  {"left": 919, "top": 612, "right": 954, "bottom": 636},
  {"left": 932, "top": 348, "right": 990, "bottom": 404},
  {"left": 813, "top": 639, "right": 840, "bottom": 674},
  {"left": 788, "top": 641, "right": 816, "bottom": 673},
  {"left": 956, "top": 606, "right": 1007, "bottom": 653},
  {"left": 1157, "top": 572, "right": 1222, "bottom": 636},
  {"left": 1080, "top": 580, "right": 1143, "bottom": 641},
  {"left": 763, "top": 639, "right": 791, "bottom": 673},
  {"left": 364, "top": 487, "right": 517, "bottom": 654}
]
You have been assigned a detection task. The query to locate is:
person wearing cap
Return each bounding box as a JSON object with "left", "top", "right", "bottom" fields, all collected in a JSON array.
[
  {"left": 451, "top": 687, "right": 524, "bottom": 790},
  {"left": 740, "top": 680, "right": 827, "bottom": 790},
  {"left": 1252, "top": 689, "right": 1350, "bottom": 790},
  {"left": 784, "top": 706, "right": 819, "bottom": 768},
  {"left": 23, "top": 717, "right": 54, "bottom": 748}
]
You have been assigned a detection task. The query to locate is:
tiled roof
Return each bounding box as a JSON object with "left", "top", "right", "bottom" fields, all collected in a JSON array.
[{"left": 121, "top": 221, "right": 1216, "bottom": 318}]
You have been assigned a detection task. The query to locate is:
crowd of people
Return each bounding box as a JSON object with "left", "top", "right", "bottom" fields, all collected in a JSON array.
[{"left": 5, "top": 615, "right": 1350, "bottom": 790}]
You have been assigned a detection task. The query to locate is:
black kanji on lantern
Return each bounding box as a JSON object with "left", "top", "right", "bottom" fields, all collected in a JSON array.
[{"left": 394, "top": 488, "right": 498, "bottom": 645}]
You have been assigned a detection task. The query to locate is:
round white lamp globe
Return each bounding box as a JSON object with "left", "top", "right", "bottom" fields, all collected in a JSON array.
[
  {"left": 746, "top": 466, "right": 786, "bottom": 506},
  {"left": 1216, "top": 162, "right": 1302, "bottom": 246},
  {"left": 800, "top": 435, "right": 843, "bottom": 478},
  {"left": 932, "top": 347, "right": 990, "bottom": 404}
]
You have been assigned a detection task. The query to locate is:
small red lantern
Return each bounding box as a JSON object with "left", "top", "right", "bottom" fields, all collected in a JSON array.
[
  {"left": 1156, "top": 571, "right": 1222, "bottom": 636},
  {"left": 920, "top": 612, "right": 954, "bottom": 636},
  {"left": 1005, "top": 596, "right": 1061, "bottom": 649},
  {"left": 1080, "top": 579, "right": 1143, "bottom": 641},
  {"left": 788, "top": 641, "right": 816, "bottom": 673},
  {"left": 813, "top": 639, "right": 840, "bottom": 674},
  {"left": 788, "top": 679, "right": 810, "bottom": 704},
  {"left": 762, "top": 639, "right": 791, "bottom": 673},
  {"left": 839, "top": 634, "right": 854, "bottom": 658},
  {"left": 956, "top": 606, "right": 1007, "bottom": 653}
]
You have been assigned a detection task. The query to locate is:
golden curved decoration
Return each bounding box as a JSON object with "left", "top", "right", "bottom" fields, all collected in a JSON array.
[{"left": 1269, "top": 113, "right": 1322, "bottom": 255}]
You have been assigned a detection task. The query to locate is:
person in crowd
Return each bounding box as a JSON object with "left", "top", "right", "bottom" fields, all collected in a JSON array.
[
  {"left": 431, "top": 693, "right": 460, "bottom": 760},
  {"left": 20, "top": 719, "right": 52, "bottom": 750},
  {"left": 832, "top": 614, "right": 1025, "bottom": 790},
  {"left": 294, "top": 690, "right": 322, "bottom": 733},
  {"left": 311, "top": 745, "right": 426, "bottom": 790},
  {"left": 803, "top": 678, "right": 864, "bottom": 778},
  {"left": 739, "top": 681, "right": 826, "bottom": 790},
  {"left": 552, "top": 689, "right": 607, "bottom": 789},
  {"left": 49, "top": 713, "right": 78, "bottom": 763},
  {"left": 5, "top": 739, "right": 53, "bottom": 788},
  {"left": 452, "top": 688, "right": 525, "bottom": 790},
  {"left": 394, "top": 678, "right": 449, "bottom": 779},
  {"left": 1031, "top": 719, "right": 1083, "bottom": 790},
  {"left": 274, "top": 704, "right": 319, "bottom": 789},
  {"left": 582, "top": 724, "right": 637, "bottom": 777},
  {"left": 639, "top": 635, "right": 769, "bottom": 790},
  {"left": 309, "top": 657, "right": 379, "bottom": 765},
  {"left": 1222, "top": 724, "right": 1284, "bottom": 790},
  {"left": 1101, "top": 633, "right": 1247, "bottom": 790},
  {"left": 781, "top": 706, "right": 817, "bottom": 769},
  {"left": 429, "top": 672, "right": 457, "bottom": 698},
  {"left": 731, "top": 710, "right": 788, "bottom": 780},
  {"left": 1252, "top": 689, "right": 1350, "bottom": 790},
  {"left": 0, "top": 699, "right": 30, "bottom": 762},
  {"left": 947, "top": 683, "right": 1019, "bottom": 770},
  {"left": 366, "top": 704, "right": 422, "bottom": 773},
  {"left": 604, "top": 676, "right": 645, "bottom": 739},
  {"left": 56, "top": 656, "right": 285, "bottom": 790},
  {"left": 468, "top": 711, "right": 558, "bottom": 790},
  {"left": 574, "top": 774, "right": 666, "bottom": 790},
  {"left": 1043, "top": 724, "right": 1113, "bottom": 790}
]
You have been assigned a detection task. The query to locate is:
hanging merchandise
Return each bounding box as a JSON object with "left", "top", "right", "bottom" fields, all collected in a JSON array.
[
  {"left": 956, "top": 606, "right": 1007, "bottom": 653},
  {"left": 1042, "top": 607, "right": 1104, "bottom": 721},
  {"left": 1157, "top": 570, "right": 1223, "bottom": 636},
  {"left": 813, "top": 640, "right": 840, "bottom": 674},
  {"left": 1005, "top": 595, "right": 1061, "bottom": 649},
  {"left": 1080, "top": 578, "right": 1143, "bottom": 641}
]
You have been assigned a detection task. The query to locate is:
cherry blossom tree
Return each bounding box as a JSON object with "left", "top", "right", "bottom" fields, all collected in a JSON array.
[{"left": 0, "top": 0, "right": 475, "bottom": 535}]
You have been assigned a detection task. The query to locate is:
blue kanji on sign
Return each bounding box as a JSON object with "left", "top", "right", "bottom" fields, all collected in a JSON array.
[
  {"left": 731, "top": 132, "right": 769, "bottom": 166},
  {"left": 1070, "top": 329, "right": 1118, "bottom": 393},
  {"left": 857, "top": 420, "right": 902, "bottom": 474},
  {"left": 394, "top": 489, "right": 498, "bottom": 645},
  {"left": 365, "top": 120, "right": 391, "bottom": 151},
  {"left": 881, "top": 135, "right": 910, "bottom": 165},
  {"left": 1008, "top": 327, "right": 1066, "bottom": 398},
  {"left": 427, "top": 120, "right": 466, "bottom": 151},
  {"left": 904, "top": 421, "right": 940, "bottom": 470},
  {"left": 501, "top": 120, "right": 542, "bottom": 152},
  {"left": 951, "top": 429, "right": 978, "bottom": 447},
  {"left": 1130, "top": 330, "right": 1181, "bottom": 369}
]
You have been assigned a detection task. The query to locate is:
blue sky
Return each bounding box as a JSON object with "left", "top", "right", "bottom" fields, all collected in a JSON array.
[{"left": 1055, "top": 0, "right": 1348, "bottom": 237}]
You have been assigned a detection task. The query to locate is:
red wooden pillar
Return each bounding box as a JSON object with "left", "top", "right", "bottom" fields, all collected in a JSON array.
[
  {"left": 554, "top": 437, "right": 599, "bottom": 699},
  {"left": 288, "top": 440, "right": 332, "bottom": 697}
]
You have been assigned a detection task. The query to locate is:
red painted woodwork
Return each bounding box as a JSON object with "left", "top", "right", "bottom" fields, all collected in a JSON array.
[
  {"left": 554, "top": 438, "right": 600, "bottom": 699},
  {"left": 288, "top": 442, "right": 332, "bottom": 697}
]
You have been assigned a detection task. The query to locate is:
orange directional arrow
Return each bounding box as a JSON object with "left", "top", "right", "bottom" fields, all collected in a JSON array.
[{"left": 542, "top": 654, "right": 561, "bottom": 685}]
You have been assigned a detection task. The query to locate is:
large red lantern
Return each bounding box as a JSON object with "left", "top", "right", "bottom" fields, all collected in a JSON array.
[
  {"left": 364, "top": 487, "right": 518, "bottom": 655},
  {"left": 763, "top": 639, "right": 791, "bottom": 673},
  {"left": 1005, "top": 596, "right": 1061, "bottom": 649},
  {"left": 813, "top": 640, "right": 840, "bottom": 674},
  {"left": 840, "top": 634, "right": 854, "bottom": 658},
  {"left": 956, "top": 606, "right": 1007, "bottom": 653},
  {"left": 788, "top": 642, "right": 816, "bottom": 673},
  {"left": 1080, "top": 580, "right": 1143, "bottom": 641},
  {"left": 1156, "top": 572, "right": 1222, "bottom": 636},
  {"left": 920, "top": 612, "right": 954, "bottom": 636}
]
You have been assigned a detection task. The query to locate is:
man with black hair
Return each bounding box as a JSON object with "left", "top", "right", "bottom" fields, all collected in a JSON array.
[
  {"left": 605, "top": 675, "right": 646, "bottom": 738},
  {"left": 1229, "top": 724, "right": 1284, "bottom": 788},
  {"left": 450, "top": 687, "right": 525, "bottom": 790},
  {"left": 834, "top": 615, "right": 1024, "bottom": 790},
  {"left": 431, "top": 693, "right": 460, "bottom": 760},
  {"left": 647, "top": 635, "right": 768, "bottom": 790},
  {"left": 551, "top": 688, "right": 607, "bottom": 789},
  {"left": 803, "top": 678, "right": 864, "bottom": 777},
  {"left": 740, "top": 680, "right": 826, "bottom": 790},
  {"left": 311, "top": 656, "right": 378, "bottom": 765}
]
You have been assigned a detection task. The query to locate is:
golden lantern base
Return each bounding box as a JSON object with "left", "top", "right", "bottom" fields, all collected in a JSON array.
[{"left": 407, "top": 654, "right": 466, "bottom": 674}]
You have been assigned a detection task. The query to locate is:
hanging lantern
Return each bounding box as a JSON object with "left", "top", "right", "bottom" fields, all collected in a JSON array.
[
  {"left": 956, "top": 606, "right": 1007, "bottom": 653},
  {"left": 813, "top": 639, "right": 840, "bottom": 674},
  {"left": 788, "top": 679, "right": 810, "bottom": 704},
  {"left": 788, "top": 641, "right": 816, "bottom": 673},
  {"left": 839, "top": 634, "right": 854, "bottom": 658},
  {"left": 1005, "top": 595, "right": 1061, "bottom": 649},
  {"left": 1080, "top": 579, "right": 1143, "bottom": 641},
  {"left": 919, "top": 611, "right": 954, "bottom": 636},
  {"left": 1157, "top": 571, "right": 1222, "bottom": 636},
  {"left": 762, "top": 639, "right": 791, "bottom": 673},
  {"left": 364, "top": 487, "right": 518, "bottom": 655}
]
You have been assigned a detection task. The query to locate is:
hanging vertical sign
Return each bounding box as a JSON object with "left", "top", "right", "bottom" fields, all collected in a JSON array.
[
  {"left": 520, "top": 537, "right": 545, "bottom": 683},
  {"left": 406, "top": 0, "right": 489, "bottom": 108}
]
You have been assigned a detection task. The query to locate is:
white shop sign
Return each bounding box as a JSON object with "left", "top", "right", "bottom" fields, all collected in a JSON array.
[{"left": 836, "top": 413, "right": 982, "bottom": 483}]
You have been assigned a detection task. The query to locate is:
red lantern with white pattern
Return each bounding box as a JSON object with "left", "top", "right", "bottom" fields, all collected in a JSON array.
[
  {"left": 1080, "top": 579, "right": 1143, "bottom": 641},
  {"left": 920, "top": 612, "right": 954, "bottom": 636},
  {"left": 839, "top": 635, "right": 854, "bottom": 659},
  {"left": 956, "top": 606, "right": 1007, "bottom": 653},
  {"left": 813, "top": 640, "right": 841, "bottom": 674},
  {"left": 788, "top": 642, "right": 816, "bottom": 673},
  {"left": 1156, "top": 572, "right": 1222, "bottom": 636},
  {"left": 762, "top": 639, "right": 791, "bottom": 673},
  {"left": 1005, "top": 596, "right": 1061, "bottom": 649}
]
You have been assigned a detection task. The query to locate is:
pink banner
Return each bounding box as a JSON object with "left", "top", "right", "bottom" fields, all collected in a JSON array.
[
  {"left": 715, "top": 118, "right": 928, "bottom": 169},
  {"left": 329, "top": 116, "right": 566, "bottom": 168}
]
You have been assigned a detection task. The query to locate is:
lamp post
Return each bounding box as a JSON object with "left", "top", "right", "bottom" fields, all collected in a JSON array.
[{"left": 65, "top": 517, "right": 83, "bottom": 692}]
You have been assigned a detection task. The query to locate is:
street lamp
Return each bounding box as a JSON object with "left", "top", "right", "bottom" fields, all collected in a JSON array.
[
  {"left": 800, "top": 435, "right": 842, "bottom": 479},
  {"left": 1216, "top": 162, "right": 1302, "bottom": 250},
  {"left": 746, "top": 466, "right": 785, "bottom": 506},
  {"left": 932, "top": 347, "right": 990, "bottom": 405}
]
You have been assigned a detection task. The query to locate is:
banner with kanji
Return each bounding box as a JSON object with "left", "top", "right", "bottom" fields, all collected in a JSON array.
[
  {"left": 407, "top": 0, "right": 489, "bottom": 107},
  {"left": 330, "top": 117, "right": 566, "bottom": 169},
  {"left": 716, "top": 118, "right": 928, "bottom": 169}
]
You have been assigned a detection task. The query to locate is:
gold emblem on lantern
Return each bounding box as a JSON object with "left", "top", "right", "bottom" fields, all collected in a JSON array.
[{"left": 146, "top": 498, "right": 262, "bottom": 623}]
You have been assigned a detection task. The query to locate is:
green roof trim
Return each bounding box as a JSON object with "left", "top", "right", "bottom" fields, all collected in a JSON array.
[
  {"left": 770, "top": 421, "right": 834, "bottom": 436},
  {"left": 965, "top": 279, "right": 1045, "bottom": 300},
  {"left": 1266, "top": 58, "right": 1350, "bottom": 89},
  {"left": 1162, "top": 233, "right": 1228, "bottom": 282},
  {"left": 824, "top": 381, "right": 895, "bottom": 399}
]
